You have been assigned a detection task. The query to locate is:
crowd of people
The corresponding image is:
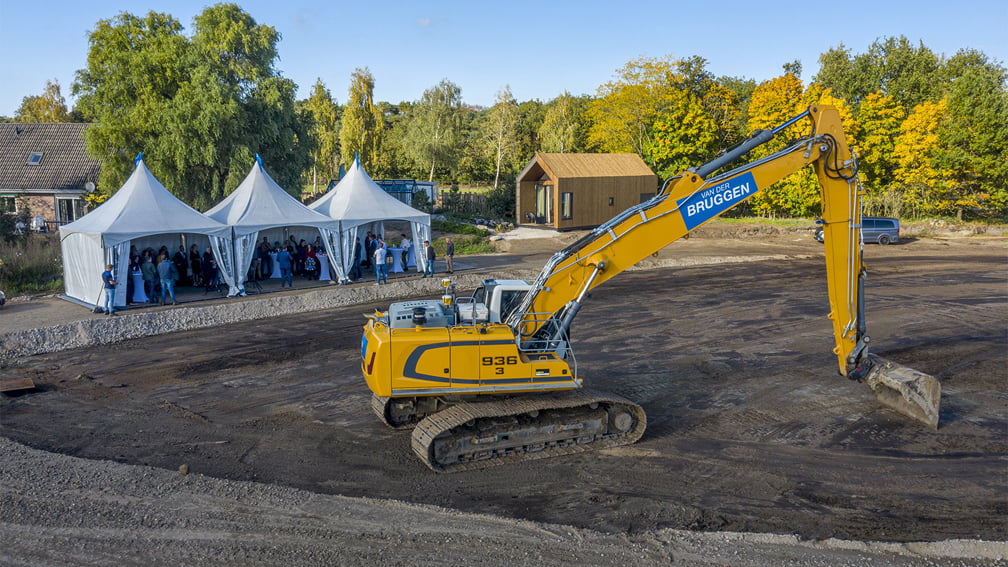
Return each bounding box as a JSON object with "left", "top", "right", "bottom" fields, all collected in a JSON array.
[
  {"left": 108, "top": 231, "right": 457, "bottom": 309},
  {"left": 122, "top": 243, "right": 224, "bottom": 306},
  {"left": 251, "top": 235, "right": 327, "bottom": 286},
  {"left": 351, "top": 232, "right": 454, "bottom": 285}
]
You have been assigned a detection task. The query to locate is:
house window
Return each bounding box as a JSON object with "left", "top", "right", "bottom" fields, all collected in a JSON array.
[
  {"left": 27, "top": 152, "right": 43, "bottom": 165},
  {"left": 560, "top": 192, "right": 573, "bottom": 220},
  {"left": 0, "top": 196, "right": 15, "bottom": 214},
  {"left": 608, "top": 197, "right": 614, "bottom": 206},
  {"left": 57, "top": 198, "right": 85, "bottom": 225}
]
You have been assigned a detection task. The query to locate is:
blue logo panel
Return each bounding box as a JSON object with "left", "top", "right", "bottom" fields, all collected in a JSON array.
[{"left": 677, "top": 172, "right": 759, "bottom": 231}]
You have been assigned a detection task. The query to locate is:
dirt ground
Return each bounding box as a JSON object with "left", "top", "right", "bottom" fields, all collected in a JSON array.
[{"left": 1, "top": 225, "right": 1006, "bottom": 554}]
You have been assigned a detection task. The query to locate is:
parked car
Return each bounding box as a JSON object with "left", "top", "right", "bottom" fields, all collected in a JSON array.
[
  {"left": 814, "top": 216, "right": 900, "bottom": 245},
  {"left": 0, "top": 289, "right": 5, "bottom": 307}
]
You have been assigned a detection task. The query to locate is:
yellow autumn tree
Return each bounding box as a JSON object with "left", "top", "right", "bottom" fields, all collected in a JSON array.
[
  {"left": 851, "top": 92, "right": 906, "bottom": 215},
  {"left": 745, "top": 74, "right": 822, "bottom": 217},
  {"left": 894, "top": 99, "right": 949, "bottom": 217},
  {"left": 585, "top": 56, "right": 683, "bottom": 155}
]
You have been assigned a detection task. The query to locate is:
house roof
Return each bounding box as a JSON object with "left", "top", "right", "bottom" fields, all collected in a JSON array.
[
  {"left": 518, "top": 153, "right": 655, "bottom": 182},
  {"left": 0, "top": 123, "right": 101, "bottom": 194}
]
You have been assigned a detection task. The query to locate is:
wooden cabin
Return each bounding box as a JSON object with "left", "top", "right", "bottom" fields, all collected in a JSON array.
[{"left": 516, "top": 153, "right": 658, "bottom": 231}]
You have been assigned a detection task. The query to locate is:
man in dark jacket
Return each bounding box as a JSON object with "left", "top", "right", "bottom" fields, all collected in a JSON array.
[
  {"left": 173, "top": 246, "right": 189, "bottom": 286},
  {"left": 445, "top": 237, "right": 455, "bottom": 274},
  {"left": 422, "top": 240, "right": 436, "bottom": 278}
]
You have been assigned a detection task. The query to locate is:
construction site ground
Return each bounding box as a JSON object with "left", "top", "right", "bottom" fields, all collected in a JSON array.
[{"left": 1, "top": 222, "right": 1005, "bottom": 565}]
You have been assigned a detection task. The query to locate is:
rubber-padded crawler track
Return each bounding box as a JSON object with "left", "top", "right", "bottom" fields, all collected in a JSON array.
[{"left": 410, "top": 389, "right": 646, "bottom": 473}]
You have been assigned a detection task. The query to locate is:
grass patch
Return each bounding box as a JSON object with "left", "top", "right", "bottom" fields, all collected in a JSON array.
[
  {"left": 0, "top": 234, "right": 64, "bottom": 296},
  {"left": 433, "top": 235, "right": 494, "bottom": 255},
  {"left": 433, "top": 219, "right": 491, "bottom": 237}
]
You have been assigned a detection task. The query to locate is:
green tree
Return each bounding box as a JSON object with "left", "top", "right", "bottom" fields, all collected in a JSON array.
[
  {"left": 15, "top": 80, "right": 72, "bottom": 122},
  {"left": 642, "top": 90, "right": 716, "bottom": 178},
  {"left": 815, "top": 36, "right": 941, "bottom": 113},
  {"left": 239, "top": 75, "right": 311, "bottom": 197},
  {"left": 782, "top": 60, "right": 802, "bottom": 79},
  {"left": 72, "top": 5, "right": 309, "bottom": 208},
  {"left": 933, "top": 49, "right": 1008, "bottom": 220},
  {"left": 374, "top": 100, "right": 421, "bottom": 179},
  {"left": 190, "top": 3, "right": 279, "bottom": 96},
  {"left": 73, "top": 10, "right": 189, "bottom": 196},
  {"left": 339, "top": 67, "right": 384, "bottom": 170},
  {"left": 513, "top": 99, "right": 546, "bottom": 170},
  {"left": 481, "top": 85, "right": 520, "bottom": 189},
  {"left": 404, "top": 79, "right": 463, "bottom": 182},
  {"left": 301, "top": 78, "right": 341, "bottom": 192},
  {"left": 673, "top": 55, "right": 717, "bottom": 98},
  {"left": 538, "top": 92, "right": 586, "bottom": 153}
]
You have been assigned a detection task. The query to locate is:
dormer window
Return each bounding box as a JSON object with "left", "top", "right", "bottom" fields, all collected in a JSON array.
[{"left": 27, "top": 152, "right": 43, "bottom": 165}]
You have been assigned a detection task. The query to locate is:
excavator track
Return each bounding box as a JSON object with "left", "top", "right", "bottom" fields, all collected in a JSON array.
[
  {"left": 372, "top": 394, "right": 455, "bottom": 430},
  {"left": 410, "top": 389, "right": 646, "bottom": 473}
]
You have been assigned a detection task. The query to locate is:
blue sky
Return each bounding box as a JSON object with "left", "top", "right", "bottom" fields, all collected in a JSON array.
[{"left": 1, "top": 0, "right": 1005, "bottom": 117}]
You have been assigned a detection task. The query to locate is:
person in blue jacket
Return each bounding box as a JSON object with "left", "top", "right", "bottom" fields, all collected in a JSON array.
[
  {"left": 101, "top": 264, "right": 118, "bottom": 315},
  {"left": 277, "top": 245, "right": 294, "bottom": 288}
]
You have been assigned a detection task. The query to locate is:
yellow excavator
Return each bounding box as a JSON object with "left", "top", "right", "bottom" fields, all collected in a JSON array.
[{"left": 361, "top": 105, "right": 942, "bottom": 472}]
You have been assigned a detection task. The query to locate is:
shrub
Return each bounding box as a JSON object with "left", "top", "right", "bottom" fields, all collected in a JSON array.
[
  {"left": 433, "top": 219, "right": 490, "bottom": 237},
  {"left": 0, "top": 234, "right": 64, "bottom": 295}
]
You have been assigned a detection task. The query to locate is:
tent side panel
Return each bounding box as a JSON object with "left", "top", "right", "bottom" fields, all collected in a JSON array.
[{"left": 62, "top": 232, "right": 107, "bottom": 306}]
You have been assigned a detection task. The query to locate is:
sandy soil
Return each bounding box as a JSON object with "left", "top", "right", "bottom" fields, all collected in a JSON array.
[{"left": 1, "top": 224, "right": 1006, "bottom": 564}]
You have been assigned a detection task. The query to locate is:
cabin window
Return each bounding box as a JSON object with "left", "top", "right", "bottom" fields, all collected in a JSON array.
[{"left": 560, "top": 192, "right": 573, "bottom": 220}]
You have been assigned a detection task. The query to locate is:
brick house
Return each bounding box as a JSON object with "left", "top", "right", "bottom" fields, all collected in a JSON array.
[{"left": 0, "top": 123, "right": 100, "bottom": 231}]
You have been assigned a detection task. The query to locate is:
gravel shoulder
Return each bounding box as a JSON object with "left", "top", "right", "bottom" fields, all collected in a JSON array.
[{"left": 2, "top": 437, "right": 1004, "bottom": 566}]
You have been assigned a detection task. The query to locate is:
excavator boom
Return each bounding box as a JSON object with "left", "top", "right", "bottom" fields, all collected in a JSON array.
[{"left": 506, "top": 105, "right": 939, "bottom": 427}]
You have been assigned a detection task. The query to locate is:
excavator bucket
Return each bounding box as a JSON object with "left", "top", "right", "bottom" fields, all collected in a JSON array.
[{"left": 861, "top": 355, "right": 941, "bottom": 429}]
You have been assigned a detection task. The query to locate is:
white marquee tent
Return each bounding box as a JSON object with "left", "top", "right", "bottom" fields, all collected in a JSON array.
[
  {"left": 308, "top": 158, "right": 431, "bottom": 283},
  {"left": 205, "top": 158, "right": 340, "bottom": 295},
  {"left": 59, "top": 157, "right": 233, "bottom": 308}
]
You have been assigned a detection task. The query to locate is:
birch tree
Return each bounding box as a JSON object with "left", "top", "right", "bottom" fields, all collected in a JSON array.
[
  {"left": 404, "top": 79, "right": 463, "bottom": 182},
  {"left": 481, "top": 85, "right": 519, "bottom": 189}
]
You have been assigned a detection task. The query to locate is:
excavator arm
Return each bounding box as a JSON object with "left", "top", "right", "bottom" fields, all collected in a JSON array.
[{"left": 507, "top": 105, "right": 940, "bottom": 426}]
